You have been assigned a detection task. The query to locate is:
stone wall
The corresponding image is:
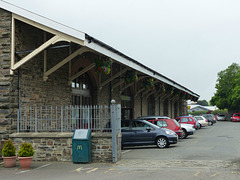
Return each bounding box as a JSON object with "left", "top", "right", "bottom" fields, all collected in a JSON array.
[
  {"left": 0, "top": 9, "right": 19, "bottom": 156},
  {"left": 9, "top": 132, "right": 121, "bottom": 162}
]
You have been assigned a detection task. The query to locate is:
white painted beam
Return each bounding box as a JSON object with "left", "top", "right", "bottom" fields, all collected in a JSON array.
[{"left": 12, "top": 35, "right": 61, "bottom": 71}]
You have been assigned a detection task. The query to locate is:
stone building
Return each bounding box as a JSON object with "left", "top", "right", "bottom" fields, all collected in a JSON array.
[{"left": 0, "top": 1, "right": 199, "bottom": 162}]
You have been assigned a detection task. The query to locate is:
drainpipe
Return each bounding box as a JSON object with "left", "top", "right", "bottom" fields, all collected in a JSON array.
[
  {"left": 17, "top": 67, "right": 21, "bottom": 133},
  {"left": 141, "top": 92, "right": 142, "bottom": 116}
]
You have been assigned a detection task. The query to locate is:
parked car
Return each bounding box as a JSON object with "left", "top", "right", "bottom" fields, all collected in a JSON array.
[
  {"left": 146, "top": 119, "right": 183, "bottom": 137},
  {"left": 202, "top": 114, "right": 216, "bottom": 125},
  {"left": 137, "top": 116, "right": 170, "bottom": 120},
  {"left": 216, "top": 114, "right": 226, "bottom": 121},
  {"left": 194, "top": 116, "right": 208, "bottom": 127},
  {"left": 194, "top": 118, "right": 201, "bottom": 129},
  {"left": 231, "top": 113, "right": 240, "bottom": 122},
  {"left": 179, "top": 123, "right": 196, "bottom": 139},
  {"left": 175, "top": 116, "right": 198, "bottom": 129},
  {"left": 121, "top": 119, "right": 178, "bottom": 149}
]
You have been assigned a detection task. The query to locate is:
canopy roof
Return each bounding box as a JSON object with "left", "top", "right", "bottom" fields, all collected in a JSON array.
[{"left": 0, "top": 0, "right": 199, "bottom": 99}]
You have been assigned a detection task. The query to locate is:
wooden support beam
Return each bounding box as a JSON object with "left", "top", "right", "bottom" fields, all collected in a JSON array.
[
  {"left": 146, "top": 90, "right": 156, "bottom": 99},
  {"left": 13, "top": 14, "right": 84, "bottom": 46},
  {"left": 120, "top": 81, "right": 135, "bottom": 94},
  {"left": 134, "top": 87, "right": 145, "bottom": 98},
  {"left": 69, "top": 63, "right": 95, "bottom": 84},
  {"left": 12, "top": 35, "right": 61, "bottom": 71},
  {"left": 142, "top": 89, "right": 152, "bottom": 97},
  {"left": 99, "top": 68, "right": 127, "bottom": 89},
  {"left": 111, "top": 80, "right": 125, "bottom": 92},
  {"left": 44, "top": 47, "right": 89, "bottom": 81}
]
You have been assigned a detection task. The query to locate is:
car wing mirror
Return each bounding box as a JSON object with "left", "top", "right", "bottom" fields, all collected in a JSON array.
[{"left": 146, "top": 127, "right": 151, "bottom": 132}]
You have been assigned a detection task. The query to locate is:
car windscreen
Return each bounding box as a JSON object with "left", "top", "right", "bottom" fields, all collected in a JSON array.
[{"left": 195, "top": 116, "right": 203, "bottom": 120}]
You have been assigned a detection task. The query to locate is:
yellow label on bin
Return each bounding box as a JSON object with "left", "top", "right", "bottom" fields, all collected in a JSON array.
[{"left": 77, "top": 145, "right": 82, "bottom": 150}]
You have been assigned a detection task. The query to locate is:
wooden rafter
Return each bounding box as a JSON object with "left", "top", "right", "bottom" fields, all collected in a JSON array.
[
  {"left": 99, "top": 68, "right": 128, "bottom": 90},
  {"left": 111, "top": 80, "right": 125, "bottom": 92},
  {"left": 43, "top": 47, "right": 89, "bottom": 81},
  {"left": 120, "top": 75, "right": 146, "bottom": 93},
  {"left": 161, "top": 94, "right": 172, "bottom": 101},
  {"left": 13, "top": 14, "right": 84, "bottom": 46},
  {"left": 142, "top": 89, "right": 153, "bottom": 97},
  {"left": 11, "top": 35, "right": 61, "bottom": 71},
  {"left": 146, "top": 90, "right": 156, "bottom": 99},
  {"left": 69, "top": 63, "right": 95, "bottom": 84},
  {"left": 134, "top": 87, "right": 145, "bottom": 98}
]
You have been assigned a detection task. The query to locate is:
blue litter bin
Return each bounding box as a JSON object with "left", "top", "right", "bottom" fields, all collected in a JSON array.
[{"left": 72, "top": 129, "right": 92, "bottom": 163}]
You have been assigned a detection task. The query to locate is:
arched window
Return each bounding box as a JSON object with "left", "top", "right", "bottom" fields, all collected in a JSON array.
[{"left": 71, "top": 72, "right": 93, "bottom": 106}]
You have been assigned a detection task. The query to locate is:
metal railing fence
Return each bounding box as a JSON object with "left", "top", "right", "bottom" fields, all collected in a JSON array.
[{"left": 17, "top": 105, "right": 111, "bottom": 132}]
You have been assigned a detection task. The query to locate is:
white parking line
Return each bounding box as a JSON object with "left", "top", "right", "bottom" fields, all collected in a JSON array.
[
  {"left": 16, "top": 163, "right": 52, "bottom": 175},
  {"left": 122, "top": 150, "right": 131, "bottom": 154},
  {"left": 16, "top": 170, "right": 31, "bottom": 174},
  {"left": 35, "top": 163, "right": 52, "bottom": 169}
]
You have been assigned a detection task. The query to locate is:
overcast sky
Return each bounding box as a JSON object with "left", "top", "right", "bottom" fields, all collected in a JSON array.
[{"left": 4, "top": 0, "right": 240, "bottom": 102}]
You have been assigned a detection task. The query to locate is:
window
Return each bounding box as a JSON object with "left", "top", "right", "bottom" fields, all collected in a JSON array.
[
  {"left": 156, "top": 121, "right": 167, "bottom": 127},
  {"left": 71, "top": 72, "right": 92, "bottom": 106},
  {"left": 188, "top": 118, "right": 193, "bottom": 122},
  {"left": 181, "top": 118, "right": 188, "bottom": 123}
]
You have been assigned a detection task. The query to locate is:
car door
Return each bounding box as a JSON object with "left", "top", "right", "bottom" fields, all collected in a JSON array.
[
  {"left": 131, "top": 121, "right": 155, "bottom": 144},
  {"left": 121, "top": 121, "right": 135, "bottom": 145}
]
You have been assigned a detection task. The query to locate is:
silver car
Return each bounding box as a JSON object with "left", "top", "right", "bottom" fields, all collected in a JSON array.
[{"left": 217, "top": 114, "right": 226, "bottom": 121}]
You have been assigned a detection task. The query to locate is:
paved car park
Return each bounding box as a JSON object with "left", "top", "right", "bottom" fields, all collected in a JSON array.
[{"left": 1, "top": 121, "right": 240, "bottom": 180}]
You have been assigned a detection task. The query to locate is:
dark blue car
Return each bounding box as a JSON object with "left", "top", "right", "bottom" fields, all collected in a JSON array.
[{"left": 121, "top": 119, "right": 178, "bottom": 149}]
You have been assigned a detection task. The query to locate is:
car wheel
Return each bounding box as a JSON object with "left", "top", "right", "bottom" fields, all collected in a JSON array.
[
  {"left": 179, "top": 129, "right": 188, "bottom": 139},
  {"left": 156, "top": 136, "right": 169, "bottom": 148}
]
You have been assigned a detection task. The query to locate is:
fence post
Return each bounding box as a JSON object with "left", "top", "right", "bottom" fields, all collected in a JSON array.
[
  {"left": 111, "top": 99, "right": 121, "bottom": 163},
  {"left": 17, "top": 108, "right": 20, "bottom": 133},
  {"left": 61, "top": 106, "right": 63, "bottom": 132},
  {"left": 35, "top": 107, "right": 37, "bottom": 132}
]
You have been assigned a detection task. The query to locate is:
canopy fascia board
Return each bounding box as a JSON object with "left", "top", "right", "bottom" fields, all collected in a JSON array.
[{"left": 84, "top": 40, "right": 199, "bottom": 98}]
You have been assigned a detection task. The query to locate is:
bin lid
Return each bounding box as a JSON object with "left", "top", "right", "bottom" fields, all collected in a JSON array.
[{"left": 73, "top": 129, "right": 91, "bottom": 140}]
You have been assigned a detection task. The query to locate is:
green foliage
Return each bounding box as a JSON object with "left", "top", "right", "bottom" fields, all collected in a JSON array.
[
  {"left": 210, "top": 63, "right": 240, "bottom": 111},
  {"left": 197, "top": 100, "right": 209, "bottom": 106},
  {"left": 18, "top": 142, "right": 34, "bottom": 157},
  {"left": 95, "top": 56, "right": 111, "bottom": 74},
  {"left": 212, "top": 109, "right": 228, "bottom": 115},
  {"left": 125, "top": 70, "right": 138, "bottom": 83},
  {"left": 188, "top": 110, "right": 208, "bottom": 116},
  {"left": 2, "top": 139, "right": 16, "bottom": 157}
]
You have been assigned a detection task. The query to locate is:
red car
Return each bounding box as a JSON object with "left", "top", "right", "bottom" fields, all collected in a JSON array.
[
  {"left": 147, "top": 119, "right": 183, "bottom": 137},
  {"left": 175, "top": 116, "right": 197, "bottom": 129},
  {"left": 231, "top": 113, "right": 240, "bottom": 122}
]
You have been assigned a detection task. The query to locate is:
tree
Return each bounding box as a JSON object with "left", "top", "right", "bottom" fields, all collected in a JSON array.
[
  {"left": 210, "top": 63, "right": 240, "bottom": 111},
  {"left": 197, "top": 100, "right": 209, "bottom": 106}
]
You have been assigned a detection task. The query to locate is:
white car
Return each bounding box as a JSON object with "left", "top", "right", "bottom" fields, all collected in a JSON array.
[
  {"left": 194, "top": 116, "right": 208, "bottom": 127},
  {"left": 179, "top": 123, "right": 196, "bottom": 139}
]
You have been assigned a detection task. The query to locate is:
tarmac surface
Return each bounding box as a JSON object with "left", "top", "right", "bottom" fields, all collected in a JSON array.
[{"left": 1, "top": 121, "right": 240, "bottom": 179}]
